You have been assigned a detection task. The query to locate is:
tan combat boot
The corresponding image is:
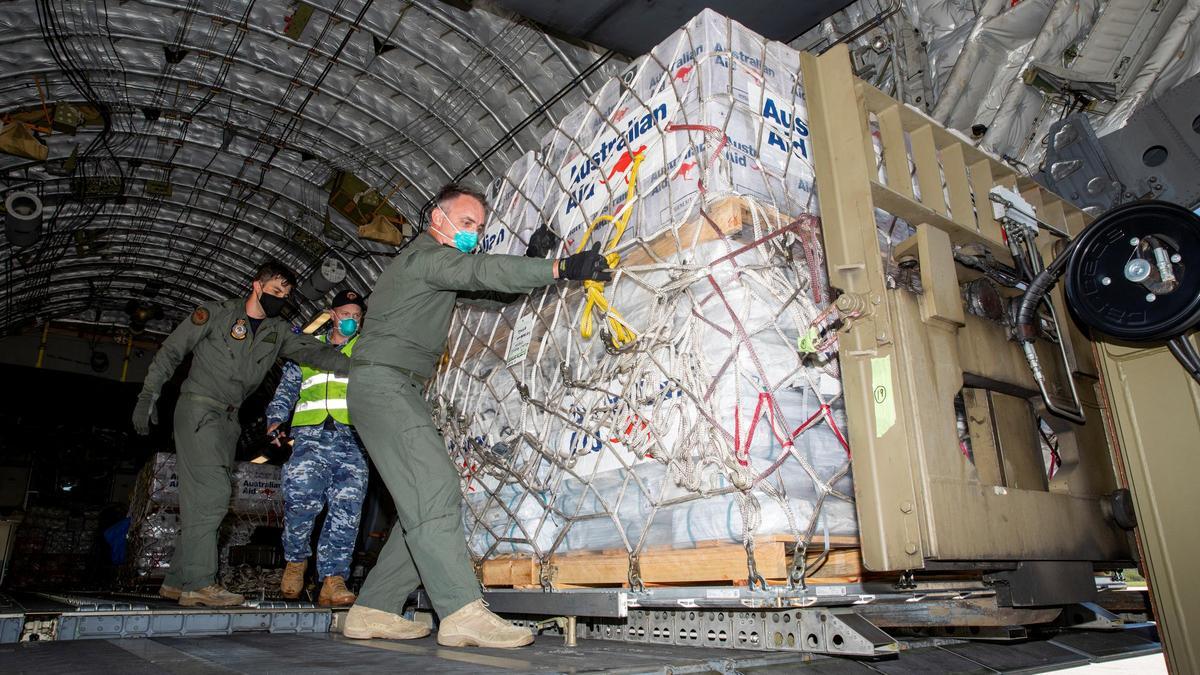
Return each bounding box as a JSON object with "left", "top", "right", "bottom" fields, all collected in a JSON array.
[
  {"left": 318, "top": 576, "right": 356, "bottom": 607},
  {"left": 179, "top": 585, "right": 245, "bottom": 607},
  {"left": 281, "top": 561, "right": 307, "bottom": 599},
  {"left": 158, "top": 584, "right": 181, "bottom": 601},
  {"left": 342, "top": 605, "right": 431, "bottom": 640},
  {"left": 436, "top": 599, "right": 534, "bottom": 648}
]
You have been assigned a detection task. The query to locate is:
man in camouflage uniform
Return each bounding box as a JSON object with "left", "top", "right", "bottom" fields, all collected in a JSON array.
[
  {"left": 133, "top": 261, "right": 351, "bottom": 607},
  {"left": 265, "top": 289, "right": 367, "bottom": 607}
]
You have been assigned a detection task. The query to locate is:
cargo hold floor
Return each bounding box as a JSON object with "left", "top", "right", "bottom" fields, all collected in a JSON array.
[{"left": 0, "top": 630, "right": 1163, "bottom": 674}]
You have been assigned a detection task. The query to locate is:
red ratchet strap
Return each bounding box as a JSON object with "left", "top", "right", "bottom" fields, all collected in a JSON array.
[
  {"left": 664, "top": 123, "right": 727, "bottom": 166},
  {"left": 747, "top": 400, "right": 853, "bottom": 488}
]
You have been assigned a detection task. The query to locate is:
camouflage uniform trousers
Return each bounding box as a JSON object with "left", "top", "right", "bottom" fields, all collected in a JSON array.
[{"left": 281, "top": 424, "right": 368, "bottom": 580}]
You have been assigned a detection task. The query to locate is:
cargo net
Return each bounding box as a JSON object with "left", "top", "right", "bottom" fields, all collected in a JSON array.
[{"left": 431, "top": 11, "right": 910, "bottom": 587}]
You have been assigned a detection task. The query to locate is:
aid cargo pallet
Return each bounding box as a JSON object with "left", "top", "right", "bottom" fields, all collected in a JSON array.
[{"left": 455, "top": 194, "right": 791, "bottom": 364}]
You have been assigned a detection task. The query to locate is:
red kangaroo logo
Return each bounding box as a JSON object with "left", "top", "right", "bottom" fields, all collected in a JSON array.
[
  {"left": 600, "top": 145, "right": 646, "bottom": 185},
  {"left": 674, "top": 161, "right": 698, "bottom": 180}
]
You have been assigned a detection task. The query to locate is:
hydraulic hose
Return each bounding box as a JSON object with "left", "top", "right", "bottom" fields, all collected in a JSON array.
[
  {"left": 1014, "top": 237, "right": 1087, "bottom": 424},
  {"left": 1015, "top": 237, "right": 1079, "bottom": 343}
]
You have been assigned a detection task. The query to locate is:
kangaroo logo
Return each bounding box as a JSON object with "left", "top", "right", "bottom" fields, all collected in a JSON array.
[
  {"left": 674, "top": 161, "right": 698, "bottom": 180},
  {"left": 600, "top": 145, "right": 646, "bottom": 185}
]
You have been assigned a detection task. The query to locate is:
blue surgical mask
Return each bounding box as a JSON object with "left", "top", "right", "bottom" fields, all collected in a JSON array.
[
  {"left": 453, "top": 230, "right": 479, "bottom": 253},
  {"left": 337, "top": 317, "right": 358, "bottom": 337},
  {"left": 436, "top": 206, "right": 479, "bottom": 253}
]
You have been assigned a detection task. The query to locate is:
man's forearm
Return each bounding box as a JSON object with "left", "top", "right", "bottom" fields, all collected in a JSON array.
[
  {"left": 265, "top": 369, "right": 300, "bottom": 424},
  {"left": 458, "top": 289, "right": 522, "bottom": 309},
  {"left": 299, "top": 344, "right": 351, "bottom": 375}
]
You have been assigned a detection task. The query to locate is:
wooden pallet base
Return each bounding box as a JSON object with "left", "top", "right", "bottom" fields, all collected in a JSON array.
[{"left": 480, "top": 536, "right": 862, "bottom": 589}]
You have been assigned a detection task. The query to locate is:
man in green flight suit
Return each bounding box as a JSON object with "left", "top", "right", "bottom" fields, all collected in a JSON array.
[
  {"left": 342, "top": 184, "right": 611, "bottom": 647},
  {"left": 132, "top": 260, "right": 352, "bottom": 607}
]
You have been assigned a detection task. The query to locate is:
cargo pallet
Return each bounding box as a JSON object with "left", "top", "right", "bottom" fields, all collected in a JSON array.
[
  {"left": 443, "top": 39, "right": 1143, "bottom": 662},
  {"left": 480, "top": 535, "right": 863, "bottom": 589}
]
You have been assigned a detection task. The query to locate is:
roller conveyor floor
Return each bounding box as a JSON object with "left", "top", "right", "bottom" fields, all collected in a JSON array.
[
  {"left": 0, "top": 590, "right": 1164, "bottom": 674},
  {"left": 0, "top": 630, "right": 1165, "bottom": 674}
]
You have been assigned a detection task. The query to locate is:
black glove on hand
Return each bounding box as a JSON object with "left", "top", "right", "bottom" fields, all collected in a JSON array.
[
  {"left": 525, "top": 223, "right": 560, "bottom": 258},
  {"left": 132, "top": 395, "right": 159, "bottom": 436},
  {"left": 558, "top": 242, "right": 613, "bottom": 282}
]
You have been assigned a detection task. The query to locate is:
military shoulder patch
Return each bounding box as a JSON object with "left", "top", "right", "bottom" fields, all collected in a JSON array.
[
  {"left": 230, "top": 318, "right": 248, "bottom": 340},
  {"left": 191, "top": 307, "right": 209, "bottom": 326}
]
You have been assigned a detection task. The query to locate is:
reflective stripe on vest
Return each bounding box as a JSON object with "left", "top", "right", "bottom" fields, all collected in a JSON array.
[
  {"left": 292, "top": 334, "right": 356, "bottom": 427},
  {"left": 300, "top": 372, "right": 349, "bottom": 390}
]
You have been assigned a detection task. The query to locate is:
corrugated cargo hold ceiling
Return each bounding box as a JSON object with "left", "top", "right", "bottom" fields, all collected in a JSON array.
[
  {"left": 0, "top": 0, "right": 622, "bottom": 333},
  {"left": 3, "top": 0, "right": 1199, "bottom": 337}
]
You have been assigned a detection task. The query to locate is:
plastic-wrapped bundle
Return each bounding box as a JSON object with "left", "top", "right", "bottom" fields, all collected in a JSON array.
[
  {"left": 6, "top": 506, "right": 102, "bottom": 588},
  {"left": 220, "top": 564, "right": 285, "bottom": 596},
  {"left": 130, "top": 511, "right": 179, "bottom": 577},
  {"left": 133, "top": 452, "right": 285, "bottom": 516},
  {"left": 123, "top": 452, "right": 285, "bottom": 580},
  {"left": 433, "top": 10, "right": 870, "bottom": 568}
]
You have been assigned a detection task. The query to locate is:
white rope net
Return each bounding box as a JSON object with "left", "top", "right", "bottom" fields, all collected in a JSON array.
[{"left": 430, "top": 10, "right": 910, "bottom": 578}]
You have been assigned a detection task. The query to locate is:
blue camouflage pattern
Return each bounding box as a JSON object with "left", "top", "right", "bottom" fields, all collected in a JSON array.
[
  {"left": 268, "top": 360, "right": 367, "bottom": 580},
  {"left": 265, "top": 360, "right": 304, "bottom": 427}
]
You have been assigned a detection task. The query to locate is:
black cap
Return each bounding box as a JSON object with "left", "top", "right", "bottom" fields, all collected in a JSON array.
[{"left": 331, "top": 289, "right": 366, "bottom": 311}]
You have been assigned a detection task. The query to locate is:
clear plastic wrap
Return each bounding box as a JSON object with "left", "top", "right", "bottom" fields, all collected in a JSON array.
[{"left": 124, "top": 452, "right": 284, "bottom": 580}]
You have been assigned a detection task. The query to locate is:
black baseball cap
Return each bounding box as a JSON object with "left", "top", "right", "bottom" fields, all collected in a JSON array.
[{"left": 331, "top": 289, "right": 366, "bottom": 311}]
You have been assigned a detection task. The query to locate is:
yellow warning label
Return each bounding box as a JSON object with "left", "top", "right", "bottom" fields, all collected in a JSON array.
[{"left": 871, "top": 356, "right": 895, "bottom": 438}]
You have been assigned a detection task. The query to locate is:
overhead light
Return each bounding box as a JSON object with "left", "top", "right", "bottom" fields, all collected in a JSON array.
[
  {"left": 4, "top": 190, "right": 43, "bottom": 247},
  {"left": 302, "top": 311, "right": 331, "bottom": 335},
  {"left": 298, "top": 257, "right": 346, "bottom": 300},
  {"left": 125, "top": 299, "right": 163, "bottom": 333}
]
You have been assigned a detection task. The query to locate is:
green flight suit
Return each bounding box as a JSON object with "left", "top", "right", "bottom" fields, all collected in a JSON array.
[
  {"left": 137, "top": 297, "right": 351, "bottom": 591},
  {"left": 349, "top": 234, "right": 556, "bottom": 618}
]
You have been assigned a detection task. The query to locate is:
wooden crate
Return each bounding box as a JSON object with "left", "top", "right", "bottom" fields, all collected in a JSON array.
[{"left": 479, "top": 536, "right": 862, "bottom": 589}]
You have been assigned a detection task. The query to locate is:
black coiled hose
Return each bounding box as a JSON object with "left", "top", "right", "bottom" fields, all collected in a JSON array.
[{"left": 1015, "top": 238, "right": 1080, "bottom": 343}]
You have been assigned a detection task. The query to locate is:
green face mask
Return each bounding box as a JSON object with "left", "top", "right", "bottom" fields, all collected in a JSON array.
[
  {"left": 452, "top": 230, "right": 479, "bottom": 253},
  {"left": 435, "top": 206, "right": 479, "bottom": 253}
]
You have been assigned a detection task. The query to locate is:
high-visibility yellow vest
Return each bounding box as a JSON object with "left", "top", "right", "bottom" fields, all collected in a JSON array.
[{"left": 292, "top": 334, "right": 356, "bottom": 427}]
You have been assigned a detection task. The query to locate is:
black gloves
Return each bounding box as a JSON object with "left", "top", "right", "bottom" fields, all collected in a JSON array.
[
  {"left": 558, "top": 242, "right": 613, "bottom": 282},
  {"left": 525, "top": 224, "right": 560, "bottom": 258}
]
